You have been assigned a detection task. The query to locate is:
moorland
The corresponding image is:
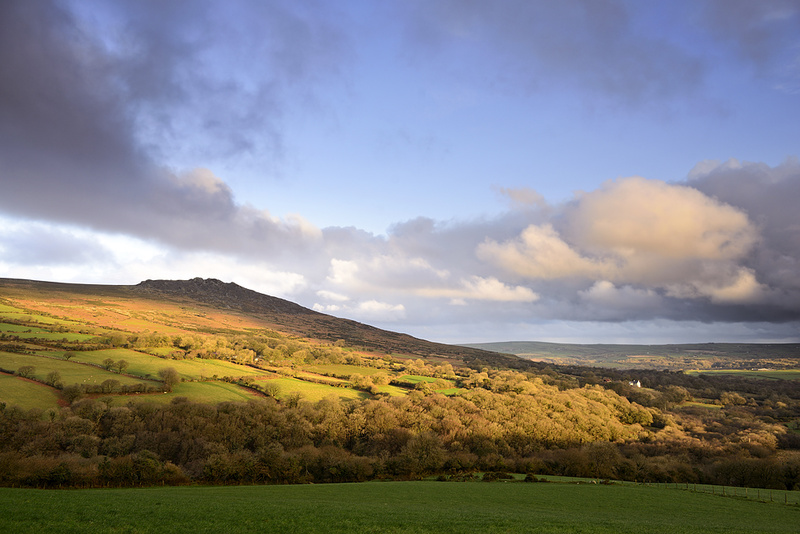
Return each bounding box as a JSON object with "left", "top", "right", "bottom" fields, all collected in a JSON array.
[{"left": 1, "top": 277, "right": 799, "bottom": 495}]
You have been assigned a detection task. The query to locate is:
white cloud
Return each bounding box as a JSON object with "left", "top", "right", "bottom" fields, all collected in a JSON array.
[
  {"left": 316, "top": 289, "right": 350, "bottom": 302},
  {"left": 477, "top": 224, "right": 608, "bottom": 279},
  {"left": 416, "top": 276, "right": 538, "bottom": 303}
]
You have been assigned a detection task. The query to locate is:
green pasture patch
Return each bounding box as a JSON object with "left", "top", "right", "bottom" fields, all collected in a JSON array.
[
  {"left": 1, "top": 482, "right": 799, "bottom": 534},
  {"left": 8, "top": 331, "right": 96, "bottom": 342},
  {"left": 0, "top": 312, "right": 83, "bottom": 327},
  {"left": 374, "top": 384, "right": 408, "bottom": 397},
  {"left": 293, "top": 370, "right": 348, "bottom": 385},
  {"left": 69, "top": 349, "right": 268, "bottom": 381},
  {"left": 687, "top": 369, "right": 800, "bottom": 380},
  {"left": 0, "top": 351, "right": 153, "bottom": 388},
  {"left": 0, "top": 373, "right": 60, "bottom": 411},
  {"left": 0, "top": 302, "right": 25, "bottom": 313},
  {"left": 398, "top": 374, "right": 437, "bottom": 384},
  {"left": 118, "top": 381, "right": 262, "bottom": 406},
  {"left": 303, "top": 364, "right": 385, "bottom": 377},
  {"left": 0, "top": 323, "right": 49, "bottom": 333},
  {"left": 270, "top": 377, "right": 369, "bottom": 403}
]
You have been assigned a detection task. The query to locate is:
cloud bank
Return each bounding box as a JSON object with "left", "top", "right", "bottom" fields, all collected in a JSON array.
[{"left": 1, "top": 0, "right": 799, "bottom": 343}]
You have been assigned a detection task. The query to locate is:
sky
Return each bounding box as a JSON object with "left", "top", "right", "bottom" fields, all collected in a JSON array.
[{"left": 1, "top": 0, "right": 800, "bottom": 345}]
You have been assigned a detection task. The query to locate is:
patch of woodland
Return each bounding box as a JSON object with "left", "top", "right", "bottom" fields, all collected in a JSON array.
[{"left": 1, "top": 365, "right": 799, "bottom": 489}]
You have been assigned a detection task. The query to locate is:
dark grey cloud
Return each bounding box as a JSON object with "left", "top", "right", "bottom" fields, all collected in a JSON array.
[
  {"left": 688, "top": 158, "right": 800, "bottom": 312},
  {"left": 395, "top": 0, "right": 705, "bottom": 108},
  {"left": 700, "top": 0, "right": 800, "bottom": 69},
  {"left": 0, "top": 0, "right": 350, "bottom": 255}
]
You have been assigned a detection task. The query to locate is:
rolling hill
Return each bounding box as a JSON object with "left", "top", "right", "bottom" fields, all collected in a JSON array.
[{"left": 0, "top": 277, "right": 513, "bottom": 367}]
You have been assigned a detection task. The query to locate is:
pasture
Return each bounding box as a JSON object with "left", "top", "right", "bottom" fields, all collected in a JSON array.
[
  {"left": 687, "top": 369, "right": 800, "bottom": 380},
  {"left": 0, "top": 373, "right": 60, "bottom": 410},
  {"left": 114, "top": 380, "right": 264, "bottom": 405},
  {"left": 267, "top": 377, "right": 370, "bottom": 402},
  {"left": 0, "top": 481, "right": 798, "bottom": 534},
  {"left": 0, "top": 351, "right": 152, "bottom": 388},
  {"left": 62, "top": 348, "right": 267, "bottom": 381}
]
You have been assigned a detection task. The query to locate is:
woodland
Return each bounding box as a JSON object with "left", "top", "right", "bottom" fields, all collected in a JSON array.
[{"left": 0, "top": 278, "right": 799, "bottom": 490}]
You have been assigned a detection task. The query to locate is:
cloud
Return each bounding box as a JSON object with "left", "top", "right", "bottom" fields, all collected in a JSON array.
[
  {"left": 416, "top": 276, "right": 539, "bottom": 303},
  {"left": 686, "top": 158, "right": 800, "bottom": 309},
  {"left": 476, "top": 174, "right": 800, "bottom": 322},
  {"left": 477, "top": 224, "right": 607, "bottom": 280},
  {"left": 1, "top": 1, "right": 799, "bottom": 342},
  {"left": 0, "top": 0, "right": 347, "bottom": 256},
  {"left": 397, "top": 0, "right": 705, "bottom": 108},
  {"left": 565, "top": 177, "right": 756, "bottom": 262},
  {"left": 314, "top": 299, "right": 406, "bottom": 323}
]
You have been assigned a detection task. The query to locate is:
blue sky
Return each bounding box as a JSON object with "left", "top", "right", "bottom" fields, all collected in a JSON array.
[{"left": 1, "top": 0, "right": 799, "bottom": 344}]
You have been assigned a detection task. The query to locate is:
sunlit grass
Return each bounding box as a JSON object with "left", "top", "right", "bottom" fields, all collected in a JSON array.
[
  {"left": 269, "top": 377, "right": 369, "bottom": 402},
  {"left": 0, "top": 373, "right": 60, "bottom": 411},
  {"left": 303, "top": 364, "right": 385, "bottom": 376},
  {"left": 1, "top": 482, "right": 799, "bottom": 534},
  {"left": 68, "top": 348, "right": 268, "bottom": 381},
  {"left": 0, "top": 351, "right": 152, "bottom": 387},
  {"left": 115, "top": 380, "right": 262, "bottom": 406}
]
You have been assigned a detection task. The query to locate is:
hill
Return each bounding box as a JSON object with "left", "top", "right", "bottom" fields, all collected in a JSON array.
[
  {"left": 0, "top": 277, "right": 513, "bottom": 367},
  {"left": 463, "top": 340, "right": 800, "bottom": 371}
]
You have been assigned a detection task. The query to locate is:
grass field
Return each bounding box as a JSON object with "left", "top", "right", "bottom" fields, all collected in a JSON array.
[
  {"left": 269, "top": 377, "right": 370, "bottom": 402},
  {"left": 686, "top": 369, "right": 800, "bottom": 380},
  {"left": 0, "top": 481, "right": 798, "bottom": 534},
  {"left": 0, "top": 373, "right": 60, "bottom": 410},
  {"left": 0, "top": 351, "right": 153, "bottom": 387},
  {"left": 112, "top": 380, "right": 264, "bottom": 405},
  {"left": 3, "top": 331, "right": 97, "bottom": 342},
  {"left": 303, "top": 363, "right": 386, "bottom": 376},
  {"left": 65, "top": 348, "right": 268, "bottom": 381}
]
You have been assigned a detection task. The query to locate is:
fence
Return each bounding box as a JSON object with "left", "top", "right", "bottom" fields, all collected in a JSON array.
[
  {"left": 637, "top": 481, "right": 800, "bottom": 506},
  {"left": 531, "top": 476, "right": 800, "bottom": 506}
]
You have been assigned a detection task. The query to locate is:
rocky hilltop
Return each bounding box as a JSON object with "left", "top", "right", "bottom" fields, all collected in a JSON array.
[
  {"left": 134, "top": 277, "right": 317, "bottom": 316},
  {"left": 132, "top": 277, "right": 512, "bottom": 366}
]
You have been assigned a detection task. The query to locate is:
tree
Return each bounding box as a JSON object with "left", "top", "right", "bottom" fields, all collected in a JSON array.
[
  {"left": 16, "top": 365, "right": 35, "bottom": 378},
  {"left": 158, "top": 367, "right": 180, "bottom": 392},
  {"left": 63, "top": 352, "right": 77, "bottom": 361},
  {"left": 101, "top": 379, "right": 121, "bottom": 394},
  {"left": 102, "top": 358, "right": 115, "bottom": 370},
  {"left": 46, "top": 370, "right": 63, "bottom": 388},
  {"left": 115, "top": 360, "right": 129, "bottom": 374}
]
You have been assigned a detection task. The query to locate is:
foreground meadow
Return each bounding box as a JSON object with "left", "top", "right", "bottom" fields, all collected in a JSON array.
[{"left": 1, "top": 481, "right": 798, "bottom": 534}]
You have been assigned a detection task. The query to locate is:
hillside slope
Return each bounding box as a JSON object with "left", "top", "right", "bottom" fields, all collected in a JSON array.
[{"left": 0, "top": 277, "right": 512, "bottom": 366}]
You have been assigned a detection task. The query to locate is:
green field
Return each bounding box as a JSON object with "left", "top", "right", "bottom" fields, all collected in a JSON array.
[
  {"left": 115, "top": 380, "right": 264, "bottom": 405},
  {"left": 303, "top": 363, "right": 385, "bottom": 376},
  {"left": 269, "top": 377, "right": 370, "bottom": 402},
  {"left": 0, "top": 481, "right": 797, "bottom": 534},
  {"left": 65, "top": 348, "right": 267, "bottom": 381},
  {"left": 4, "top": 331, "right": 97, "bottom": 342},
  {"left": 687, "top": 369, "right": 800, "bottom": 380},
  {"left": 0, "top": 351, "right": 153, "bottom": 387},
  {"left": 0, "top": 373, "right": 60, "bottom": 410}
]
